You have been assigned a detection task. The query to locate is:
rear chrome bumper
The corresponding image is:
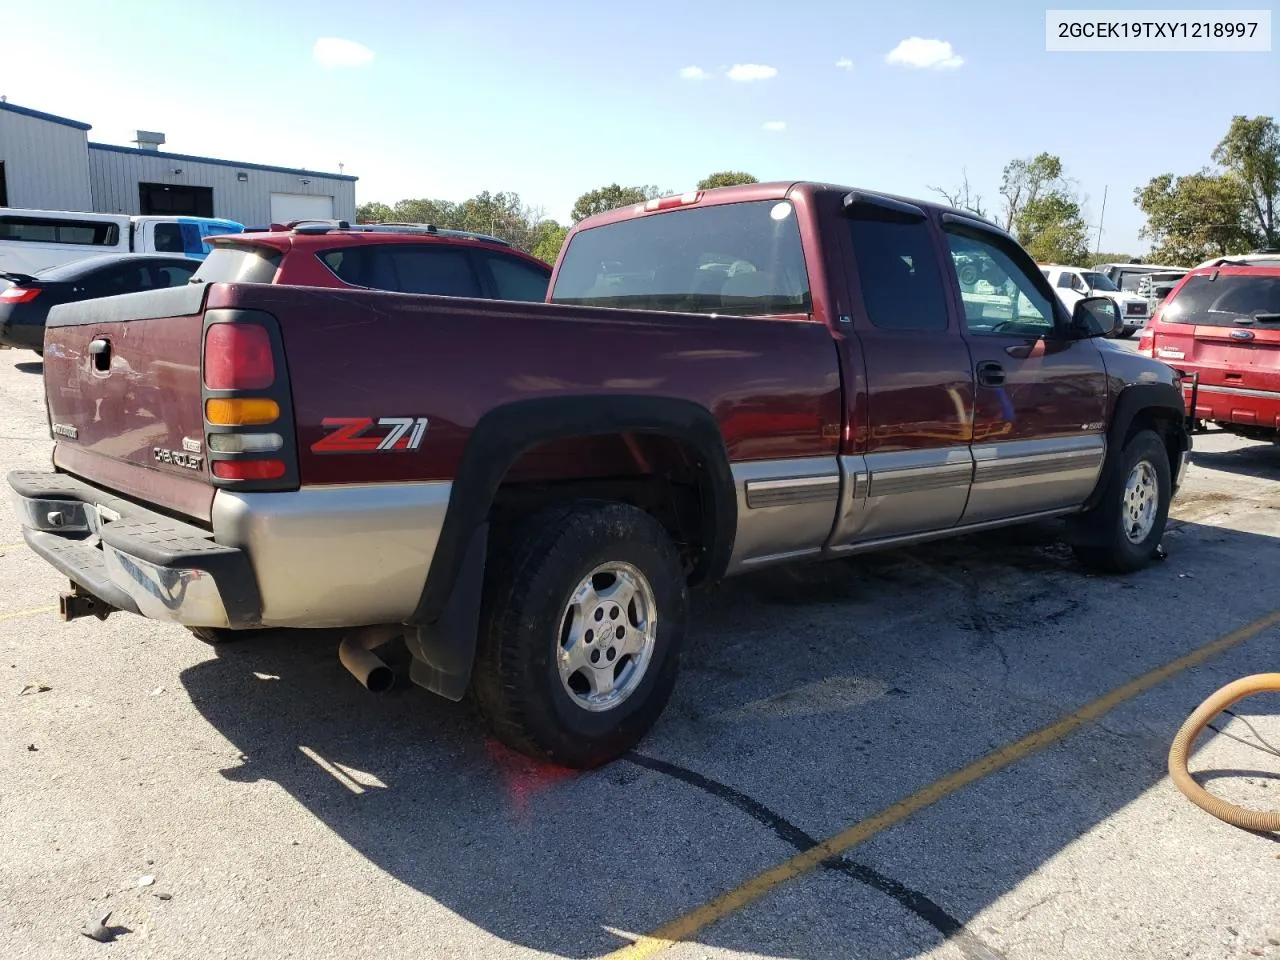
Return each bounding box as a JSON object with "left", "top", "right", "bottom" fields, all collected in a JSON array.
[{"left": 8, "top": 470, "right": 453, "bottom": 630}]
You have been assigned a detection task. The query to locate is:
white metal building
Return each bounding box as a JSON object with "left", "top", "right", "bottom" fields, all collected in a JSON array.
[{"left": 0, "top": 100, "right": 357, "bottom": 225}]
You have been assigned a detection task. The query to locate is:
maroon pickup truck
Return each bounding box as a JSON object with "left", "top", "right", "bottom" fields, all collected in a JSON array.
[{"left": 10, "top": 182, "right": 1190, "bottom": 767}]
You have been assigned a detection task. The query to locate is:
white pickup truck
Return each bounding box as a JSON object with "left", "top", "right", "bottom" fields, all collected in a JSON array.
[
  {"left": 0, "top": 207, "right": 242, "bottom": 277},
  {"left": 1039, "top": 265, "right": 1150, "bottom": 338}
]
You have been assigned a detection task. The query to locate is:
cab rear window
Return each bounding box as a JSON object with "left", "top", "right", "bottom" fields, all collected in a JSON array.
[
  {"left": 1161, "top": 273, "right": 1280, "bottom": 327},
  {"left": 192, "top": 244, "right": 282, "bottom": 284},
  {"left": 550, "top": 200, "right": 811, "bottom": 316}
]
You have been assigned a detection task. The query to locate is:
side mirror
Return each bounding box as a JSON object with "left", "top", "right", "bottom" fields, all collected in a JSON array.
[{"left": 1072, "top": 296, "right": 1121, "bottom": 338}]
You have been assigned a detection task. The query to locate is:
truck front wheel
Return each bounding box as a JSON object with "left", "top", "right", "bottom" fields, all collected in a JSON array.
[
  {"left": 1071, "top": 428, "right": 1171, "bottom": 574},
  {"left": 472, "top": 501, "right": 689, "bottom": 769}
]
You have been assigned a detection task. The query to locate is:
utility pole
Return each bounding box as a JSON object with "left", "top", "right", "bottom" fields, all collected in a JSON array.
[{"left": 1094, "top": 184, "right": 1108, "bottom": 261}]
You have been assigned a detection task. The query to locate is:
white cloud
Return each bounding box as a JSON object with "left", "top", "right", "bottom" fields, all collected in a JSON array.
[
  {"left": 727, "top": 63, "right": 778, "bottom": 82},
  {"left": 762, "top": 120, "right": 786, "bottom": 132},
  {"left": 835, "top": 58, "right": 853, "bottom": 70},
  {"left": 885, "top": 37, "right": 964, "bottom": 70},
  {"left": 312, "top": 37, "right": 375, "bottom": 69},
  {"left": 679, "top": 65, "right": 710, "bottom": 80}
]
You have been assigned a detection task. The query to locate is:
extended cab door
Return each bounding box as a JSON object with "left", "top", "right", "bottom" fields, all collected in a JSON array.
[
  {"left": 940, "top": 217, "right": 1108, "bottom": 523},
  {"left": 829, "top": 196, "right": 976, "bottom": 544}
]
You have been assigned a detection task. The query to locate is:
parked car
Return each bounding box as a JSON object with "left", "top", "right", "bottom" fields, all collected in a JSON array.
[
  {"left": 1192, "top": 248, "right": 1280, "bottom": 269},
  {"left": 1039, "top": 265, "right": 1151, "bottom": 337},
  {"left": 0, "top": 208, "right": 242, "bottom": 276},
  {"left": 1138, "top": 261, "right": 1280, "bottom": 441},
  {"left": 9, "top": 182, "right": 1190, "bottom": 768},
  {"left": 196, "top": 219, "right": 553, "bottom": 300},
  {"left": 1096, "top": 261, "right": 1188, "bottom": 295},
  {"left": 0, "top": 253, "right": 200, "bottom": 355}
]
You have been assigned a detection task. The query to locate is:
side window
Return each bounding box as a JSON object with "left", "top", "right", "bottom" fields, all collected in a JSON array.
[
  {"left": 1055, "top": 272, "right": 1074, "bottom": 289},
  {"left": 318, "top": 247, "right": 402, "bottom": 291},
  {"left": 92, "top": 265, "right": 150, "bottom": 297},
  {"left": 847, "top": 218, "right": 949, "bottom": 331},
  {"left": 1070, "top": 273, "right": 1087, "bottom": 292},
  {"left": 482, "top": 252, "right": 550, "bottom": 302},
  {"left": 153, "top": 223, "right": 185, "bottom": 253},
  {"left": 148, "top": 263, "right": 196, "bottom": 288},
  {"left": 943, "top": 229, "right": 1056, "bottom": 335},
  {"left": 387, "top": 246, "right": 482, "bottom": 298}
]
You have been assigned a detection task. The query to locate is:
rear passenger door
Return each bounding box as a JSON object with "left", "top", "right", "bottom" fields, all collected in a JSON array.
[
  {"left": 834, "top": 199, "right": 975, "bottom": 543},
  {"left": 940, "top": 218, "right": 1108, "bottom": 523}
]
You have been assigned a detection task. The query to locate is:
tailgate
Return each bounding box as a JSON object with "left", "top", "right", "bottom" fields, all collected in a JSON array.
[{"left": 42, "top": 284, "right": 217, "bottom": 523}]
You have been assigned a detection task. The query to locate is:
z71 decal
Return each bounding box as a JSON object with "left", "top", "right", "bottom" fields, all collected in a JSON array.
[{"left": 310, "top": 417, "right": 430, "bottom": 454}]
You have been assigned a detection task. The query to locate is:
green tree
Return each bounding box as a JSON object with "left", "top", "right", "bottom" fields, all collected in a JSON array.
[
  {"left": 1017, "top": 192, "right": 1091, "bottom": 264},
  {"left": 697, "top": 171, "right": 758, "bottom": 190},
  {"left": 998, "top": 153, "right": 1066, "bottom": 232},
  {"left": 571, "top": 184, "right": 663, "bottom": 223},
  {"left": 530, "top": 221, "right": 569, "bottom": 265},
  {"left": 1212, "top": 115, "right": 1279, "bottom": 247},
  {"left": 1087, "top": 251, "right": 1137, "bottom": 267},
  {"left": 355, "top": 201, "right": 393, "bottom": 223},
  {"left": 1135, "top": 170, "right": 1256, "bottom": 265}
]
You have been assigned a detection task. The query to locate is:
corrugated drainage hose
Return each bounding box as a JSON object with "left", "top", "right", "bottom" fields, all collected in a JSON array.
[{"left": 1168, "top": 673, "right": 1280, "bottom": 832}]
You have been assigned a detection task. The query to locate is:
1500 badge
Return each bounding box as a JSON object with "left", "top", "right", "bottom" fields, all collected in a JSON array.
[
  {"left": 310, "top": 417, "right": 430, "bottom": 454},
  {"left": 154, "top": 447, "right": 203, "bottom": 470}
]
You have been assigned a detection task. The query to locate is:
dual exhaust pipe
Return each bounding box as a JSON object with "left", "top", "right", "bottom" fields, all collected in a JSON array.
[{"left": 337, "top": 626, "right": 401, "bottom": 694}]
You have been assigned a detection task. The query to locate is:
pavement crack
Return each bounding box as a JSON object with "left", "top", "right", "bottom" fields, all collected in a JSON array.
[{"left": 624, "top": 753, "right": 1008, "bottom": 960}]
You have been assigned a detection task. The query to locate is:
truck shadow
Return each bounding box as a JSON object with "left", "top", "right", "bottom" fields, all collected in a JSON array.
[{"left": 178, "top": 517, "right": 1280, "bottom": 959}]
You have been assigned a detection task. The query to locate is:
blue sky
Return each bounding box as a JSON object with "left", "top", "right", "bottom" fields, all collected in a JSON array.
[{"left": 1, "top": 0, "right": 1275, "bottom": 251}]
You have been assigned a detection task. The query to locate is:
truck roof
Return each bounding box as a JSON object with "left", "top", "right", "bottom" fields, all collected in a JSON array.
[{"left": 569, "top": 181, "right": 1009, "bottom": 236}]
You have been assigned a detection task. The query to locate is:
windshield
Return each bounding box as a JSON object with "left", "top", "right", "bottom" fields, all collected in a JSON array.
[
  {"left": 551, "top": 200, "right": 811, "bottom": 316},
  {"left": 1161, "top": 274, "right": 1280, "bottom": 326},
  {"left": 1080, "top": 271, "right": 1119, "bottom": 292}
]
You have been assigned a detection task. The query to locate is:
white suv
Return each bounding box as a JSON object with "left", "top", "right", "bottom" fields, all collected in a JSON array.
[{"left": 1039, "top": 265, "right": 1150, "bottom": 338}]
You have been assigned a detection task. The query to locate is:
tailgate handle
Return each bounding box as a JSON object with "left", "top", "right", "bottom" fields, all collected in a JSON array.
[{"left": 88, "top": 338, "right": 111, "bottom": 371}]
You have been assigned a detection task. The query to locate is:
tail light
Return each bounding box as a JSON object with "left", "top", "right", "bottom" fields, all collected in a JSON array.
[
  {"left": 0, "top": 286, "right": 41, "bottom": 303},
  {"left": 203, "top": 324, "right": 274, "bottom": 390},
  {"left": 201, "top": 310, "right": 298, "bottom": 491},
  {"left": 1136, "top": 326, "right": 1154, "bottom": 358}
]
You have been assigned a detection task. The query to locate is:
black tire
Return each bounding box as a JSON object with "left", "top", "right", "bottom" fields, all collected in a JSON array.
[
  {"left": 472, "top": 501, "right": 688, "bottom": 769},
  {"left": 1071, "top": 428, "right": 1171, "bottom": 574}
]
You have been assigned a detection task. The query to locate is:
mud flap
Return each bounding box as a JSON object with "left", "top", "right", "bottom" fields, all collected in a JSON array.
[{"left": 404, "top": 522, "right": 487, "bottom": 701}]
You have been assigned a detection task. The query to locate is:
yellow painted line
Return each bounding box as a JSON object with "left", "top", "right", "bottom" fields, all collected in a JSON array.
[
  {"left": 607, "top": 608, "right": 1280, "bottom": 959},
  {"left": 0, "top": 542, "right": 28, "bottom": 551},
  {"left": 0, "top": 605, "right": 57, "bottom": 622}
]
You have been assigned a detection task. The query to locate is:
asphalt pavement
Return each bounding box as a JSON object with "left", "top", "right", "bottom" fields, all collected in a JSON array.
[{"left": 1, "top": 341, "right": 1278, "bottom": 960}]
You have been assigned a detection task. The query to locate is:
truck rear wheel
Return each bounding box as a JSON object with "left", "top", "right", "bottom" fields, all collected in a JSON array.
[
  {"left": 1071, "top": 428, "right": 1171, "bottom": 574},
  {"left": 472, "top": 501, "right": 688, "bottom": 769}
]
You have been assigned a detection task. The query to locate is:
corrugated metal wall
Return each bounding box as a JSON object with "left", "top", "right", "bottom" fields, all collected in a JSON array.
[
  {"left": 88, "top": 147, "right": 357, "bottom": 224},
  {"left": 0, "top": 113, "right": 93, "bottom": 211}
]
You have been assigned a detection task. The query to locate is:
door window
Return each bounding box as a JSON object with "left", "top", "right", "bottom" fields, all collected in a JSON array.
[
  {"left": 944, "top": 229, "right": 1057, "bottom": 335},
  {"left": 482, "top": 252, "right": 551, "bottom": 302},
  {"left": 847, "top": 218, "right": 949, "bottom": 331}
]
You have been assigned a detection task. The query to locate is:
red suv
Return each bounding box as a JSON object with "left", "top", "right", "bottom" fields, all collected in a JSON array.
[
  {"left": 1139, "top": 261, "right": 1280, "bottom": 440},
  {"left": 196, "top": 220, "right": 552, "bottom": 302}
]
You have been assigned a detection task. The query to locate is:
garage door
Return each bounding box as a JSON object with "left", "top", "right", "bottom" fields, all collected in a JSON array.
[{"left": 270, "top": 193, "right": 335, "bottom": 224}]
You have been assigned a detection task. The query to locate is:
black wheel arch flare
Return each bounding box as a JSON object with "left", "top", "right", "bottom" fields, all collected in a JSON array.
[
  {"left": 403, "top": 394, "right": 738, "bottom": 700},
  {"left": 1082, "top": 381, "right": 1188, "bottom": 513}
]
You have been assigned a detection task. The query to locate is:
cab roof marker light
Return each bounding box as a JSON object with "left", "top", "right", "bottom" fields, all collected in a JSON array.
[{"left": 643, "top": 191, "right": 703, "bottom": 212}]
